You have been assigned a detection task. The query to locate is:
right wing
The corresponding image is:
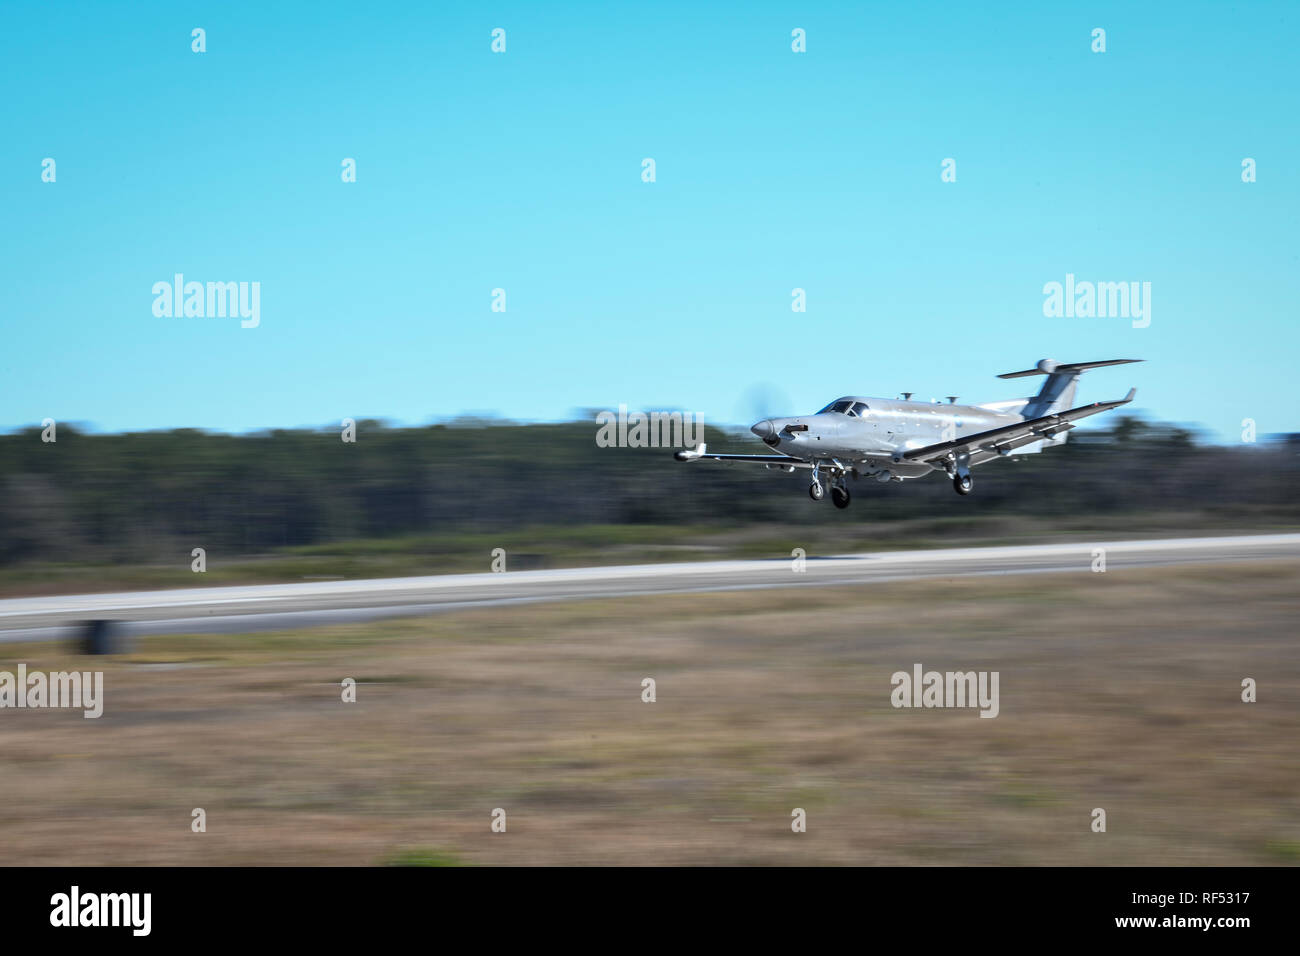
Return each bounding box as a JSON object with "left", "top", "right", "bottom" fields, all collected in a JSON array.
[
  {"left": 674, "top": 443, "right": 813, "bottom": 469},
  {"left": 899, "top": 389, "right": 1137, "bottom": 464}
]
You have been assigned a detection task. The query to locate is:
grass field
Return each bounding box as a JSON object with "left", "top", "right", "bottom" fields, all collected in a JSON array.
[{"left": 0, "top": 560, "right": 1296, "bottom": 865}]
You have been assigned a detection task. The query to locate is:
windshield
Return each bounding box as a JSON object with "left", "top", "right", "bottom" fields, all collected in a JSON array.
[{"left": 817, "top": 400, "right": 867, "bottom": 417}]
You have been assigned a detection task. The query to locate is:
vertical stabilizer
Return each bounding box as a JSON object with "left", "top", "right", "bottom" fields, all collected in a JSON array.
[{"left": 996, "top": 358, "right": 1142, "bottom": 447}]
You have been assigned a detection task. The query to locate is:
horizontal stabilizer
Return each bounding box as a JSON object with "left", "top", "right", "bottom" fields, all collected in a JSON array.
[{"left": 998, "top": 358, "right": 1142, "bottom": 379}]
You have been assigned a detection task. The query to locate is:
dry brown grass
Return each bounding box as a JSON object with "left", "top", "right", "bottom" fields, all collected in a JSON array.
[{"left": 0, "top": 560, "right": 1297, "bottom": 865}]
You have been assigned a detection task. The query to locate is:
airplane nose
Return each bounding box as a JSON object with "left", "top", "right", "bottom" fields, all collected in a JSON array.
[{"left": 751, "top": 420, "right": 775, "bottom": 440}]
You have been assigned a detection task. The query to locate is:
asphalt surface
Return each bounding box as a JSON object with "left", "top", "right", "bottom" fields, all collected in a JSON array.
[{"left": 1, "top": 533, "right": 1296, "bottom": 643}]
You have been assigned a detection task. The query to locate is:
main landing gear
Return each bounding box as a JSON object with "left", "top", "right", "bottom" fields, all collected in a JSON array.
[
  {"left": 942, "top": 450, "right": 974, "bottom": 496},
  {"left": 810, "top": 466, "right": 852, "bottom": 508}
]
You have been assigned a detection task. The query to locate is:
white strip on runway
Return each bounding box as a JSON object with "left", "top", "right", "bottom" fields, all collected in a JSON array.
[{"left": 1, "top": 533, "right": 1296, "bottom": 642}]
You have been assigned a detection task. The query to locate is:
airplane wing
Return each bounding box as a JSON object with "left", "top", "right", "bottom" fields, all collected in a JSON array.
[
  {"left": 900, "top": 388, "right": 1137, "bottom": 464},
  {"left": 674, "top": 444, "right": 813, "bottom": 469}
]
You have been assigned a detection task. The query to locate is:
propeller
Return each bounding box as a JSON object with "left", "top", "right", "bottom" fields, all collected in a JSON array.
[{"left": 736, "top": 382, "right": 793, "bottom": 427}]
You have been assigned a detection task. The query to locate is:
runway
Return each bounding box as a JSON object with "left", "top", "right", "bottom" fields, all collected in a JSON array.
[{"left": 1, "top": 533, "right": 1296, "bottom": 643}]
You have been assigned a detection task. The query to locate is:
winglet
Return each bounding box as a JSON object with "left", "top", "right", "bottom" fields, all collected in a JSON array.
[
  {"left": 674, "top": 443, "right": 706, "bottom": 461},
  {"left": 1122, "top": 387, "right": 1137, "bottom": 403}
]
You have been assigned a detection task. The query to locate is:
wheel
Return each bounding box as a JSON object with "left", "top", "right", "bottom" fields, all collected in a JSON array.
[
  {"left": 809, "top": 481, "right": 824, "bottom": 501},
  {"left": 831, "top": 486, "right": 851, "bottom": 509},
  {"left": 953, "top": 473, "right": 973, "bottom": 495}
]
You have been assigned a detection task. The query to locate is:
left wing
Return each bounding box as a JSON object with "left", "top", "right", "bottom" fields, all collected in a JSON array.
[
  {"left": 674, "top": 443, "right": 813, "bottom": 469},
  {"left": 900, "top": 389, "right": 1137, "bottom": 464}
]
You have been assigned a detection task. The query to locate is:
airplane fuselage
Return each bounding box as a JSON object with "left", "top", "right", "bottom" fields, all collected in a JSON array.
[{"left": 751, "top": 398, "right": 1023, "bottom": 479}]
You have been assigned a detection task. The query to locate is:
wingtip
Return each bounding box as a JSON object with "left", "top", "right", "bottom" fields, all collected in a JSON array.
[
  {"left": 674, "top": 442, "right": 706, "bottom": 461},
  {"left": 1124, "top": 387, "right": 1137, "bottom": 402}
]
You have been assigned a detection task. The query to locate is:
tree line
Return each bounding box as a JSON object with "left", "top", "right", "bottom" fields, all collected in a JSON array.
[{"left": 0, "top": 416, "right": 1294, "bottom": 565}]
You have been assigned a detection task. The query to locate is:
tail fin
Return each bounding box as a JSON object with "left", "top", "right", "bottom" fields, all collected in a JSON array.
[
  {"left": 997, "top": 359, "right": 1142, "bottom": 447},
  {"left": 999, "top": 359, "right": 1142, "bottom": 418}
]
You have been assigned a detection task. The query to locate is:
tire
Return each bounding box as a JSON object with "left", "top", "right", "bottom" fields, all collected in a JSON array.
[
  {"left": 809, "top": 482, "right": 824, "bottom": 501},
  {"left": 953, "top": 474, "right": 973, "bottom": 495},
  {"left": 831, "top": 486, "right": 851, "bottom": 509}
]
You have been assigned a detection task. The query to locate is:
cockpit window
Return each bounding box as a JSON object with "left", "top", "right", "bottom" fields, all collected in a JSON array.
[{"left": 817, "top": 400, "right": 864, "bottom": 416}]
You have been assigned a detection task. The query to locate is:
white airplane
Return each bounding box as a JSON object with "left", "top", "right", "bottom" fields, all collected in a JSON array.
[{"left": 675, "top": 359, "right": 1141, "bottom": 508}]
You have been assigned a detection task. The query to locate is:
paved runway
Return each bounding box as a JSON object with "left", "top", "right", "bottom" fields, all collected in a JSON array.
[{"left": 1, "top": 533, "right": 1296, "bottom": 643}]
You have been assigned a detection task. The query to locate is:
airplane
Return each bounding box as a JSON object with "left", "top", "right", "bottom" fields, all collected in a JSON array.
[{"left": 674, "top": 358, "right": 1141, "bottom": 508}]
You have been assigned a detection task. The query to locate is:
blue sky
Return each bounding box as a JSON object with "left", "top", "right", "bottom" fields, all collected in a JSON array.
[{"left": 3, "top": 1, "right": 1297, "bottom": 441}]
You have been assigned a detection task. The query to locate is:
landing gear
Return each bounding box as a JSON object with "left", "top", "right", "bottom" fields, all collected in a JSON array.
[
  {"left": 943, "top": 450, "right": 974, "bottom": 496},
  {"left": 811, "top": 463, "right": 852, "bottom": 506},
  {"left": 809, "top": 464, "right": 826, "bottom": 501}
]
